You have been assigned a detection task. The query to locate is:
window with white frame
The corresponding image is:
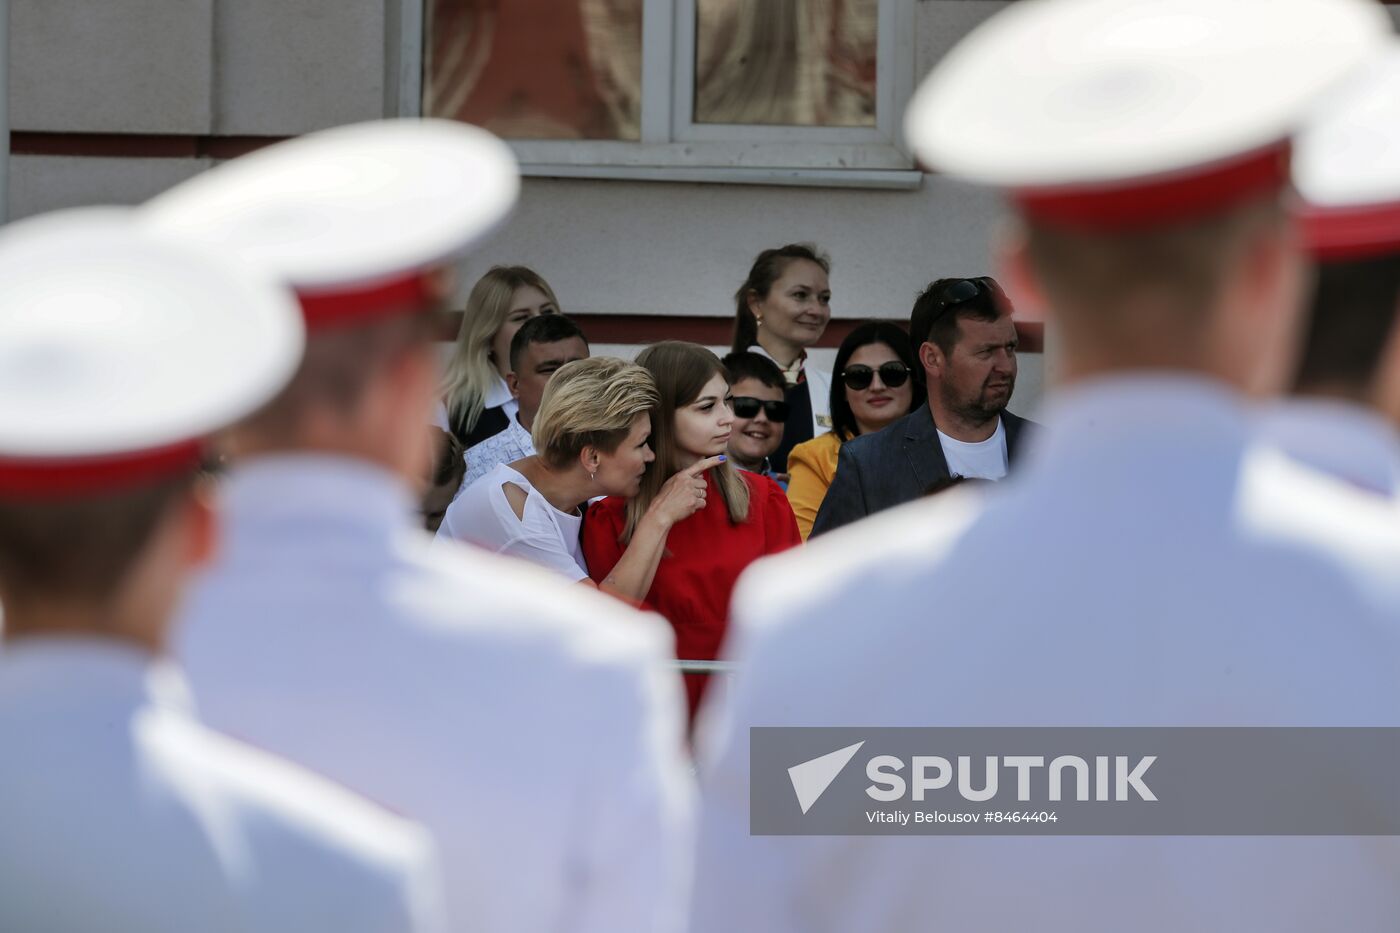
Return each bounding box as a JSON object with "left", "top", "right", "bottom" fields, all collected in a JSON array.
[{"left": 419, "top": 0, "right": 919, "bottom": 187}]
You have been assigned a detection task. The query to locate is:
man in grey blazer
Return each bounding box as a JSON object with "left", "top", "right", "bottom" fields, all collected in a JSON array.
[{"left": 811, "top": 277, "right": 1038, "bottom": 536}]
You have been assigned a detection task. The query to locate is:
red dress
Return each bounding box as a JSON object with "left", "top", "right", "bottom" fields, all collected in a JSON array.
[{"left": 582, "top": 470, "right": 801, "bottom": 717}]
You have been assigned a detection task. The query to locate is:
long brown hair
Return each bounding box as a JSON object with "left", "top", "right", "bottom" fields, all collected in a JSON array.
[{"left": 623, "top": 342, "right": 751, "bottom": 543}]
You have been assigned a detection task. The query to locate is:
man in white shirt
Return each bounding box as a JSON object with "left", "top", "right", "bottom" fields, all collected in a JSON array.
[
  {"left": 693, "top": 1, "right": 1400, "bottom": 931},
  {"left": 811, "top": 276, "right": 1036, "bottom": 536},
  {"left": 0, "top": 210, "right": 443, "bottom": 933},
  {"left": 146, "top": 121, "right": 695, "bottom": 933},
  {"left": 461, "top": 313, "right": 589, "bottom": 490},
  {"left": 1257, "top": 48, "right": 1400, "bottom": 496}
]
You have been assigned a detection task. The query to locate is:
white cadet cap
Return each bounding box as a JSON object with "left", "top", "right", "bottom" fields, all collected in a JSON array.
[
  {"left": 141, "top": 119, "right": 519, "bottom": 330},
  {"left": 1294, "top": 46, "right": 1400, "bottom": 261},
  {"left": 0, "top": 208, "right": 304, "bottom": 496},
  {"left": 905, "top": 0, "right": 1391, "bottom": 230}
]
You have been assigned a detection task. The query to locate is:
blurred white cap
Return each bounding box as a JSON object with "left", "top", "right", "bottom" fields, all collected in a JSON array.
[
  {"left": 0, "top": 208, "right": 303, "bottom": 496},
  {"left": 142, "top": 119, "right": 519, "bottom": 329},
  {"left": 1294, "top": 45, "right": 1400, "bottom": 260},
  {"left": 906, "top": 0, "right": 1391, "bottom": 229}
]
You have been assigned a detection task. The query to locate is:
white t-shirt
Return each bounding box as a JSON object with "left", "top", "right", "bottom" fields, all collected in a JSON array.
[
  {"left": 435, "top": 462, "right": 587, "bottom": 581},
  {"left": 937, "top": 417, "right": 1008, "bottom": 481}
]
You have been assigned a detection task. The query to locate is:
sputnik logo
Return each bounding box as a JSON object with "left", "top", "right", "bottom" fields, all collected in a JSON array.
[{"left": 788, "top": 741, "right": 865, "bottom": 814}]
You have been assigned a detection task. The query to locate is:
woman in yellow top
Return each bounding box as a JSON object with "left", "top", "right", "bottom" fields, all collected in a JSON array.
[{"left": 786, "top": 322, "right": 919, "bottom": 539}]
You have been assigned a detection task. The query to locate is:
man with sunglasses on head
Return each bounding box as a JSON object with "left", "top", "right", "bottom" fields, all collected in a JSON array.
[
  {"left": 809, "top": 276, "right": 1036, "bottom": 537},
  {"left": 722, "top": 352, "right": 791, "bottom": 485}
]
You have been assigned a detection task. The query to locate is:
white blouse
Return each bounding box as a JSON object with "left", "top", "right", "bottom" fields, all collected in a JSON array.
[{"left": 436, "top": 462, "right": 587, "bottom": 581}]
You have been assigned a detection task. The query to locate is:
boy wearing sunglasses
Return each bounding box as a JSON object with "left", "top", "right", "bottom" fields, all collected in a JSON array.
[{"left": 721, "top": 352, "right": 791, "bottom": 485}]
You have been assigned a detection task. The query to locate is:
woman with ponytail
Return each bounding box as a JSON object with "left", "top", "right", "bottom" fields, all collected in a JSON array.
[{"left": 731, "top": 244, "right": 834, "bottom": 473}]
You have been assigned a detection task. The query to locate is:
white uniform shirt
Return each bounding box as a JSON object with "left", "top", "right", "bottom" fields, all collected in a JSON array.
[
  {"left": 693, "top": 376, "right": 1400, "bottom": 933},
  {"left": 937, "top": 416, "right": 1008, "bottom": 480},
  {"left": 461, "top": 414, "right": 536, "bottom": 490},
  {"left": 176, "top": 454, "right": 694, "bottom": 933},
  {"left": 436, "top": 462, "right": 587, "bottom": 581},
  {"left": 1257, "top": 397, "right": 1400, "bottom": 496},
  {"left": 0, "top": 638, "right": 443, "bottom": 933}
]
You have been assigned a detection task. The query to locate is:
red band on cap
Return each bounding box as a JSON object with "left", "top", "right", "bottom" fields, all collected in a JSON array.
[
  {"left": 297, "top": 273, "right": 434, "bottom": 331},
  {"left": 1298, "top": 200, "right": 1400, "bottom": 262},
  {"left": 0, "top": 440, "right": 203, "bottom": 497},
  {"left": 1015, "top": 143, "right": 1292, "bottom": 230}
]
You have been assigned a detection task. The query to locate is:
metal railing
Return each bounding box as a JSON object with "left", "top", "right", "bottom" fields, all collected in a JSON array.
[{"left": 672, "top": 659, "right": 736, "bottom": 675}]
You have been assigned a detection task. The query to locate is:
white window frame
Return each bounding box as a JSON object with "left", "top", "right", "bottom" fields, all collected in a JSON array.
[{"left": 398, "top": 0, "right": 920, "bottom": 189}]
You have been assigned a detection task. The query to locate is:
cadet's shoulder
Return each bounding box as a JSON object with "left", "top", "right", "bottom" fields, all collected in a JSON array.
[
  {"left": 398, "top": 533, "right": 674, "bottom": 668},
  {"left": 735, "top": 484, "right": 987, "bottom": 642},
  {"left": 1239, "top": 445, "right": 1400, "bottom": 590},
  {"left": 141, "top": 707, "right": 434, "bottom": 879}
]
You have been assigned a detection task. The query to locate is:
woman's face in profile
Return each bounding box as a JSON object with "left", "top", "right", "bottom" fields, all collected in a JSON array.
[
  {"left": 594, "top": 413, "right": 655, "bottom": 498},
  {"left": 673, "top": 374, "right": 735, "bottom": 465}
]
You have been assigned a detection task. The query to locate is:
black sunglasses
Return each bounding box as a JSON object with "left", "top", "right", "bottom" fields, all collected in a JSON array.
[
  {"left": 732, "top": 396, "right": 791, "bottom": 422},
  {"left": 918, "top": 276, "right": 1010, "bottom": 341},
  {"left": 938, "top": 276, "right": 1008, "bottom": 312},
  {"left": 841, "top": 362, "right": 911, "bottom": 391}
]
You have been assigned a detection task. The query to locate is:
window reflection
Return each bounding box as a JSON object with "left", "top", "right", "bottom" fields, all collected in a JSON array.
[
  {"left": 425, "top": 0, "right": 643, "bottom": 140},
  {"left": 694, "top": 0, "right": 878, "bottom": 127}
]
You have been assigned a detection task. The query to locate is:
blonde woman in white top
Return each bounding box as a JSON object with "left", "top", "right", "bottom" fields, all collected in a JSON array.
[
  {"left": 439, "top": 357, "right": 720, "bottom": 596},
  {"left": 438, "top": 265, "right": 560, "bottom": 448}
]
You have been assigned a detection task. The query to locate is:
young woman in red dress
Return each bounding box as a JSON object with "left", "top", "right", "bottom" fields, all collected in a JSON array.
[{"left": 582, "top": 342, "right": 802, "bottom": 719}]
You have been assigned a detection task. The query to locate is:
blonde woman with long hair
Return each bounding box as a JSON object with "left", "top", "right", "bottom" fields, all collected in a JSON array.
[
  {"left": 439, "top": 356, "right": 719, "bottom": 592},
  {"left": 438, "top": 265, "right": 560, "bottom": 447},
  {"left": 582, "top": 342, "right": 801, "bottom": 718}
]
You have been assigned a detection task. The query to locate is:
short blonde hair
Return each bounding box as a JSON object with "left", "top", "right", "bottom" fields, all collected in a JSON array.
[{"left": 532, "top": 357, "right": 659, "bottom": 470}]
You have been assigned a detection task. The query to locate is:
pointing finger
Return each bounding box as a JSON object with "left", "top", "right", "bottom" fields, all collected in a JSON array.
[{"left": 684, "top": 454, "right": 727, "bottom": 477}]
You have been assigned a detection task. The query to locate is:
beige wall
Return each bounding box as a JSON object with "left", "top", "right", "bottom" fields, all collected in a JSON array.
[
  {"left": 8, "top": 0, "right": 396, "bottom": 219},
  {"left": 10, "top": 0, "right": 393, "bottom": 136}
]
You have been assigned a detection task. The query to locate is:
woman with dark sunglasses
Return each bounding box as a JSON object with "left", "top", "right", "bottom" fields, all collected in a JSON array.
[{"left": 786, "top": 322, "right": 920, "bottom": 539}]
